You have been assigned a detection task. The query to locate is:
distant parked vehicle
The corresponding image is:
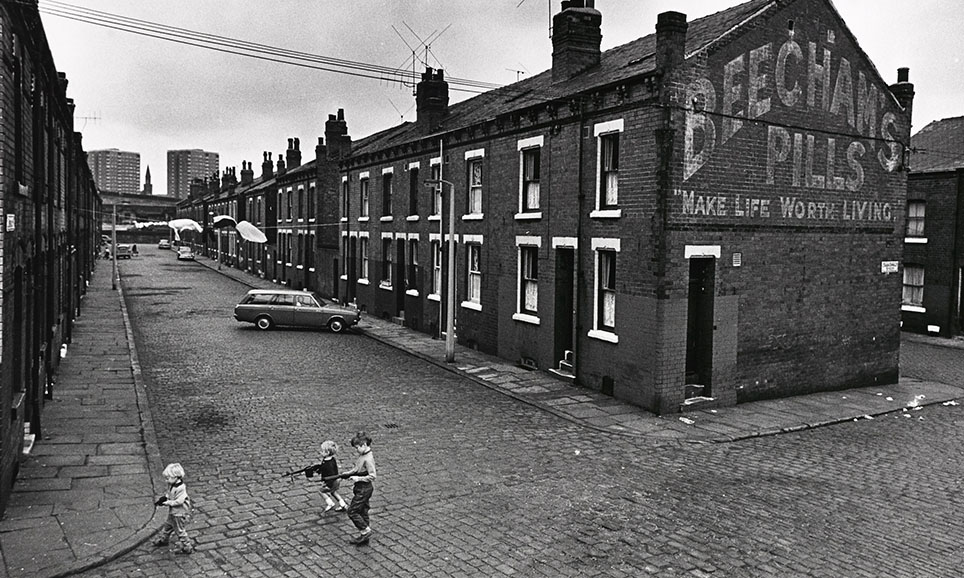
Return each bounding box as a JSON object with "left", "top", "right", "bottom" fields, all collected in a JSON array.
[
  {"left": 158, "top": 239, "right": 171, "bottom": 249},
  {"left": 114, "top": 244, "right": 133, "bottom": 259},
  {"left": 233, "top": 289, "right": 361, "bottom": 333},
  {"left": 176, "top": 246, "right": 195, "bottom": 261}
]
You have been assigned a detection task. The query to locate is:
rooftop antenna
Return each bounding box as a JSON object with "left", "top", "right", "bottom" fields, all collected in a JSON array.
[
  {"left": 76, "top": 113, "right": 101, "bottom": 131},
  {"left": 506, "top": 68, "right": 526, "bottom": 82},
  {"left": 516, "top": 0, "right": 552, "bottom": 39},
  {"left": 387, "top": 98, "right": 414, "bottom": 122}
]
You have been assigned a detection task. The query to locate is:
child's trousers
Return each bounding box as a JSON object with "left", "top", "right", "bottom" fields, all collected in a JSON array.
[
  {"left": 158, "top": 513, "right": 192, "bottom": 549},
  {"left": 348, "top": 482, "right": 373, "bottom": 530}
]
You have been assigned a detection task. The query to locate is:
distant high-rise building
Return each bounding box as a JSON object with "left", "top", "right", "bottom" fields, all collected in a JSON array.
[
  {"left": 167, "top": 149, "right": 219, "bottom": 199},
  {"left": 87, "top": 149, "right": 141, "bottom": 195}
]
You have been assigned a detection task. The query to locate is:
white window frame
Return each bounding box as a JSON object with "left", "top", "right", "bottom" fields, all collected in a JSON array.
[
  {"left": 462, "top": 235, "right": 483, "bottom": 311},
  {"left": 516, "top": 136, "right": 543, "bottom": 220},
  {"left": 592, "top": 119, "right": 623, "bottom": 218},
  {"left": 465, "top": 149, "right": 484, "bottom": 219},
  {"left": 359, "top": 172, "right": 370, "bottom": 219},
  {"left": 513, "top": 236, "right": 542, "bottom": 325},
  {"left": 429, "top": 237, "right": 442, "bottom": 302},
  {"left": 406, "top": 236, "right": 420, "bottom": 296},
  {"left": 590, "top": 238, "right": 621, "bottom": 343},
  {"left": 430, "top": 157, "right": 442, "bottom": 220},
  {"left": 359, "top": 234, "right": 370, "bottom": 284},
  {"left": 905, "top": 200, "right": 926, "bottom": 243}
]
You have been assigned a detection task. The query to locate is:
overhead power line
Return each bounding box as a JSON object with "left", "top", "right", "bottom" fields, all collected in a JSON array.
[{"left": 37, "top": 0, "right": 502, "bottom": 94}]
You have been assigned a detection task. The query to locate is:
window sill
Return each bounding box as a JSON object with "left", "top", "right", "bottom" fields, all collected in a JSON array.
[
  {"left": 308, "top": 268, "right": 315, "bottom": 272},
  {"left": 904, "top": 237, "right": 927, "bottom": 244},
  {"left": 407, "top": 215, "right": 420, "bottom": 222},
  {"left": 406, "top": 289, "right": 419, "bottom": 297},
  {"left": 340, "top": 217, "right": 348, "bottom": 223},
  {"left": 296, "top": 265, "right": 304, "bottom": 270},
  {"left": 428, "top": 215, "right": 441, "bottom": 222},
  {"left": 590, "top": 208, "right": 622, "bottom": 219},
  {"left": 357, "top": 278, "right": 370, "bottom": 285},
  {"left": 358, "top": 217, "right": 370, "bottom": 223},
  {"left": 380, "top": 216, "right": 393, "bottom": 222},
  {"left": 588, "top": 329, "right": 619, "bottom": 343},
  {"left": 461, "top": 300, "right": 482, "bottom": 311},
  {"left": 379, "top": 282, "right": 393, "bottom": 291},
  {"left": 901, "top": 304, "right": 926, "bottom": 313},
  {"left": 515, "top": 211, "right": 542, "bottom": 221},
  {"left": 428, "top": 293, "right": 441, "bottom": 302},
  {"left": 462, "top": 214, "right": 484, "bottom": 221},
  {"left": 340, "top": 275, "right": 348, "bottom": 281},
  {"left": 512, "top": 313, "right": 540, "bottom": 325}
]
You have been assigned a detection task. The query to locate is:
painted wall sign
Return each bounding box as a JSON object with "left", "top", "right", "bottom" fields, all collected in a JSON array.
[
  {"left": 881, "top": 261, "right": 899, "bottom": 274},
  {"left": 677, "top": 16, "right": 906, "bottom": 225}
]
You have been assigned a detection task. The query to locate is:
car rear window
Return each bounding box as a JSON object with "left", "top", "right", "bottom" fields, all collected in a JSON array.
[
  {"left": 243, "top": 293, "right": 275, "bottom": 305},
  {"left": 273, "top": 295, "right": 296, "bottom": 306}
]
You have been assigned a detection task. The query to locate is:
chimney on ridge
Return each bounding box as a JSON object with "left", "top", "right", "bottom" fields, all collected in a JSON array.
[
  {"left": 261, "top": 151, "right": 274, "bottom": 179},
  {"left": 325, "top": 108, "right": 352, "bottom": 160},
  {"left": 240, "top": 160, "right": 254, "bottom": 186},
  {"left": 286, "top": 137, "right": 302, "bottom": 169},
  {"left": 416, "top": 67, "right": 449, "bottom": 129},
  {"left": 655, "top": 11, "right": 688, "bottom": 74},
  {"left": 276, "top": 152, "right": 286, "bottom": 176},
  {"left": 551, "top": 0, "right": 602, "bottom": 82}
]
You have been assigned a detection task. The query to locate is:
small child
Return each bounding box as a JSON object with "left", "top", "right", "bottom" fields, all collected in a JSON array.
[
  {"left": 153, "top": 463, "right": 194, "bottom": 554},
  {"left": 341, "top": 431, "right": 377, "bottom": 546},
  {"left": 318, "top": 440, "right": 349, "bottom": 513}
]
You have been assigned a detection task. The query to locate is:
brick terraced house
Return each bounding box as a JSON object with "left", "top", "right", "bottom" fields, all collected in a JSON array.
[
  {"left": 339, "top": 0, "right": 914, "bottom": 414},
  {"left": 901, "top": 117, "right": 964, "bottom": 337}
]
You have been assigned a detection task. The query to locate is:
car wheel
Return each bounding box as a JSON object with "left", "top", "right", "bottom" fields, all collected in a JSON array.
[
  {"left": 256, "top": 316, "right": 273, "bottom": 331},
  {"left": 328, "top": 318, "right": 346, "bottom": 333}
]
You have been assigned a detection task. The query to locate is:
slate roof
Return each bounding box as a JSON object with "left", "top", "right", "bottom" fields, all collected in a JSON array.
[
  {"left": 350, "top": 0, "right": 775, "bottom": 156},
  {"left": 910, "top": 117, "right": 964, "bottom": 173}
]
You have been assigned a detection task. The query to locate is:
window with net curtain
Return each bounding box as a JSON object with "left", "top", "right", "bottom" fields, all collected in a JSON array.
[
  {"left": 902, "top": 264, "right": 924, "bottom": 306},
  {"left": 431, "top": 240, "right": 442, "bottom": 295},
  {"left": 468, "top": 158, "right": 483, "bottom": 215},
  {"left": 520, "top": 246, "right": 538, "bottom": 314},
  {"left": 599, "top": 132, "right": 619, "bottom": 208},
  {"left": 360, "top": 178, "right": 370, "bottom": 217},
  {"left": 905, "top": 200, "right": 925, "bottom": 237},
  {"left": 522, "top": 147, "right": 540, "bottom": 211},
  {"left": 467, "top": 244, "right": 482, "bottom": 303},
  {"left": 598, "top": 250, "right": 616, "bottom": 329},
  {"left": 407, "top": 239, "right": 418, "bottom": 291}
]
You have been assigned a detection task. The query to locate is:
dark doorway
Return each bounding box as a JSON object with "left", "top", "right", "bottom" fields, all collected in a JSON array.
[
  {"left": 333, "top": 258, "right": 340, "bottom": 301},
  {"left": 553, "top": 248, "right": 575, "bottom": 368},
  {"left": 685, "top": 257, "right": 716, "bottom": 397}
]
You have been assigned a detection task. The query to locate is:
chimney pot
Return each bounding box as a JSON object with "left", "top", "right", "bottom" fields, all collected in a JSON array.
[{"left": 897, "top": 67, "right": 909, "bottom": 83}]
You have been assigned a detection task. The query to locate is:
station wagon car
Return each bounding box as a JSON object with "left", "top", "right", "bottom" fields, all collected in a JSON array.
[{"left": 234, "top": 289, "right": 361, "bottom": 333}]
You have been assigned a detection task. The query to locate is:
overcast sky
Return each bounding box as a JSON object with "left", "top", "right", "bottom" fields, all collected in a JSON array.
[{"left": 41, "top": 0, "right": 963, "bottom": 196}]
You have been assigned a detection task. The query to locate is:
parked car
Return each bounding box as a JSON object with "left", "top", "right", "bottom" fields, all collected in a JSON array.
[
  {"left": 234, "top": 289, "right": 361, "bottom": 333},
  {"left": 115, "top": 244, "right": 133, "bottom": 259},
  {"left": 176, "top": 246, "right": 195, "bottom": 260},
  {"left": 158, "top": 239, "right": 171, "bottom": 249}
]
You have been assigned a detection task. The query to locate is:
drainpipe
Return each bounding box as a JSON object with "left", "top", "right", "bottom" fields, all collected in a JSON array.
[
  {"left": 952, "top": 169, "right": 964, "bottom": 334},
  {"left": 573, "top": 102, "right": 586, "bottom": 380}
]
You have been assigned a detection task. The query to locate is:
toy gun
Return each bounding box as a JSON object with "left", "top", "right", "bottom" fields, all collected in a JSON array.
[{"left": 281, "top": 465, "right": 355, "bottom": 482}]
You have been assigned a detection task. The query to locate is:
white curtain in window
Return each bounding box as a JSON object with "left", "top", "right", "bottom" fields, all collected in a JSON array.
[
  {"left": 469, "top": 161, "right": 483, "bottom": 214},
  {"left": 906, "top": 202, "right": 925, "bottom": 237},
  {"left": 601, "top": 135, "right": 619, "bottom": 206},
  {"left": 902, "top": 265, "right": 924, "bottom": 305}
]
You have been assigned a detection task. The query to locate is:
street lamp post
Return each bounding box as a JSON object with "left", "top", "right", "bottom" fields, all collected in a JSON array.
[
  {"left": 111, "top": 203, "right": 117, "bottom": 290},
  {"left": 425, "top": 178, "right": 456, "bottom": 362}
]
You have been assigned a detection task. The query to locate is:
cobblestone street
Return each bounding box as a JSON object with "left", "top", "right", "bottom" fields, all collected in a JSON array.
[{"left": 75, "top": 249, "right": 964, "bottom": 577}]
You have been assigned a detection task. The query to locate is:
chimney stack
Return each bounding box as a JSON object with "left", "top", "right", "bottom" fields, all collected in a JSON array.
[
  {"left": 324, "top": 108, "right": 352, "bottom": 160},
  {"left": 261, "top": 151, "right": 274, "bottom": 179},
  {"left": 240, "top": 160, "right": 254, "bottom": 186},
  {"left": 655, "top": 11, "right": 688, "bottom": 74},
  {"left": 890, "top": 67, "right": 915, "bottom": 119},
  {"left": 276, "top": 152, "right": 286, "bottom": 176},
  {"left": 416, "top": 68, "right": 449, "bottom": 129},
  {"left": 285, "top": 137, "right": 302, "bottom": 169},
  {"left": 315, "top": 136, "right": 327, "bottom": 163},
  {"left": 551, "top": 0, "right": 602, "bottom": 82}
]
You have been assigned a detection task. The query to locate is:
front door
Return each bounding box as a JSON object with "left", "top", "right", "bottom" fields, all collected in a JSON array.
[
  {"left": 685, "top": 257, "right": 716, "bottom": 397},
  {"left": 553, "top": 248, "right": 575, "bottom": 366},
  {"left": 395, "top": 241, "right": 406, "bottom": 317}
]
